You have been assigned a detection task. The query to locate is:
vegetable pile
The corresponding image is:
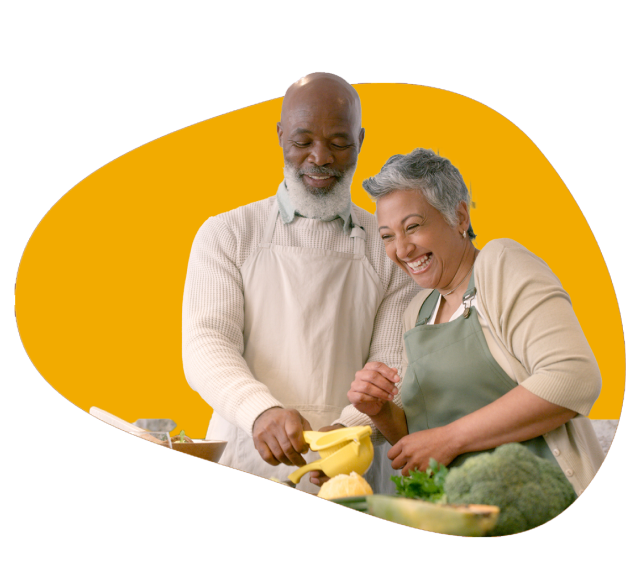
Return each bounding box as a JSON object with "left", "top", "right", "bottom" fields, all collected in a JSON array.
[
  {"left": 392, "top": 443, "right": 577, "bottom": 536},
  {"left": 391, "top": 458, "right": 448, "bottom": 503}
]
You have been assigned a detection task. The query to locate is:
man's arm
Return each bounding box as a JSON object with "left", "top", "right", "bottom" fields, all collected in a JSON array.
[{"left": 182, "top": 214, "right": 309, "bottom": 466}]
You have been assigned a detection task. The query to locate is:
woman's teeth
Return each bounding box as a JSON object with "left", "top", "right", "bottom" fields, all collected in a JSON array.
[{"left": 407, "top": 254, "right": 431, "bottom": 272}]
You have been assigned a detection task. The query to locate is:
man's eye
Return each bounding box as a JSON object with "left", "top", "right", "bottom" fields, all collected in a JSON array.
[
  {"left": 332, "top": 144, "right": 351, "bottom": 150},
  {"left": 293, "top": 142, "right": 310, "bottom": 148}
]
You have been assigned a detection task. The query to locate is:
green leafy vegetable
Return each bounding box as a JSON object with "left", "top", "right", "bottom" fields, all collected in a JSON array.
[
  {"left": 172, "top": 430, "right": 187, "bottom": 443},
  {"left": 444, "top": 443, "right": 577, "bottom": 536},
  {"left": 391, "top": 458, "right": 448, "bottom": 502}
]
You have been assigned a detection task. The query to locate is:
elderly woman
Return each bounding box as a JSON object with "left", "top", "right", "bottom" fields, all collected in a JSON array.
[{"left": 348, "top": 148, "right": 604, "bottom": 496}]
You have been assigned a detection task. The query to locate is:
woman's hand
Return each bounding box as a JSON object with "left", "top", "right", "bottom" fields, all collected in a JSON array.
[
  {"left": 387, "top": 386, "right": 579, "bottom": 476},
  {"left": 388, "top": 427, "right": 459, "bottom": 476},
  {"left": 348, "top": 362, "right": 400, "bottom": 416}
]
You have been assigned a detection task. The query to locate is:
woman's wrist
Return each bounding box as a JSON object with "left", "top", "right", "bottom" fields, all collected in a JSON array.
[
  {"left": 443, "top": 419, "right": 468, "bottom": 457},
  {"left": 370, "top": 401, "right": 408, "bottom": 445}
]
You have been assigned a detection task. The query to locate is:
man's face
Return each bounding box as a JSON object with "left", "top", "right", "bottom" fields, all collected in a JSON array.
[{"left": 277, "top": 88, "right": 365, "bottom": 196}]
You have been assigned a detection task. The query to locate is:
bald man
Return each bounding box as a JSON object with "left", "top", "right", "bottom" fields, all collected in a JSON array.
[{"left": 182, "top": 73, "right": 417, "bottom": 493}]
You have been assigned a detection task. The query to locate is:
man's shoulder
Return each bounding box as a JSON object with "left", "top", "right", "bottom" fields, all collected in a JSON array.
[
  {"left": 350, "top": 202, "right": 378, "bottom": 232},
  {"left": 212, "top": 196, "right": 276, "bottom": 224},
  {"left": 197, "top": 196, "right": 275, "bottom": 233}
]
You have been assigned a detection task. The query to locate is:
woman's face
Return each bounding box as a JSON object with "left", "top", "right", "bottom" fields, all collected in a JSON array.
[{"left": 376, "top": 189, "right": 470, "bottom": 289}]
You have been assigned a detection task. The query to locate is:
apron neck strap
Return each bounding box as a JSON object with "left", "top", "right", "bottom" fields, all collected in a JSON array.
[
  {"left": 415, "top": 267, "right": 477, "bottom": 327},
  {"left": 262, "top": 205, "right": 280, "bottom": 245},
  {"left": 415, "top": 290, "right": 440, "bottom": 326},
  {"left": 349, "top": 209, "right": 366, "bottom": 256},
  {"left": 462, "top": 266, "right": 477, "bottom": 304}
]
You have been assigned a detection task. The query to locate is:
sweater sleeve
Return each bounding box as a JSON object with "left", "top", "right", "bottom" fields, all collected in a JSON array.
[
  {"left": 477, "top": 240, "right": 601, "bottom": 416},
  {"left": 182, "top": 216, "right": 283, "bottom": 436},
  {"left": 333, "top": 256, "right": 418, "bottom": 434}
]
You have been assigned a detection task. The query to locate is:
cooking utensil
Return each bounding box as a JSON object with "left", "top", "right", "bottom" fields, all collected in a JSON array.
[
  {"left": 89, "top": 406, "right": 171, "bottom": 447},
  {"left": 287, "top": 425, "right": 373, "bottom": 485},
  {"left": 133, "top": 418, "right": 177, "bottom": 432}
]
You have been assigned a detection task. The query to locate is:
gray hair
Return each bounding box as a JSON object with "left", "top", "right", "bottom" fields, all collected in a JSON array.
[{"left": 362, "top": 148, "right": 476, "bottom": 239}]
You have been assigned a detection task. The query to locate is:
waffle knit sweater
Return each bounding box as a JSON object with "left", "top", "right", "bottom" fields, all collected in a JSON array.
[{"left": 182, "top": 194, "right": 419, "bottom": 438}]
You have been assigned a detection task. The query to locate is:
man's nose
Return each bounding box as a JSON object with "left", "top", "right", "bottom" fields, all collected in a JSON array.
[{"left": 307, "top": 142, "right": 334, "bottom": 166}]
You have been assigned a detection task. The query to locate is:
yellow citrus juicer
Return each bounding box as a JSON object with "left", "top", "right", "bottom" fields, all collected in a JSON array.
[{"left": 287, "top": 425, "right": 374, "bottom": 485}]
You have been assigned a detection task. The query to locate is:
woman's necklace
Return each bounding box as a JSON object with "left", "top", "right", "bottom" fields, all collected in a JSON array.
[
  {"left": 440, "top": 249, "right": 479, "bottom": 297},
  {"left": 441, "top": 263, "right": 474, "bottom": 296}
]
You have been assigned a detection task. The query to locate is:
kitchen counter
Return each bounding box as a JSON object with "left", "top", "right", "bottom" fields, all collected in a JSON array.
[{"left": 590, "top": 419, "right": 618, "bottom": 456}]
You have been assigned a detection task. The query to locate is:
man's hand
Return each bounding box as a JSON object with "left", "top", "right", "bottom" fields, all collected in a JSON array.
[
  {"left": 348, "top": 361, "right": 400, "bottom": 416},
  {"left": 252, "top": 408, "right": 312, "bottom": 467}
]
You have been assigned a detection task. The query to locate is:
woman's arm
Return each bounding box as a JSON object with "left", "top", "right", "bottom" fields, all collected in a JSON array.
[
  {"left": 347, "top": 362, "right": 410, "bottom": 445},
  {"left": 388, "top": 385, "right": 577, "bottom": 475}
]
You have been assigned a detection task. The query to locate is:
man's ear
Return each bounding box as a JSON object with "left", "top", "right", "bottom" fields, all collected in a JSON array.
[
  {"left": 277, "top": 122, "right": 283, "bottom": 147},
  {"left": 358, "top": 127, "right": 365, "bottom": 153}
]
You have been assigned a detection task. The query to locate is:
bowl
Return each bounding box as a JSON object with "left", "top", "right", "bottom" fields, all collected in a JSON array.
[{"left": 171, "top": 439, "right": 227, "bottom": 462}]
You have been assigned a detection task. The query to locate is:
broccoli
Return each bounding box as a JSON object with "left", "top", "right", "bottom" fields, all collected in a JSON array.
[{"left": 443, "top": 443, "right": 577, "bottom": 536}]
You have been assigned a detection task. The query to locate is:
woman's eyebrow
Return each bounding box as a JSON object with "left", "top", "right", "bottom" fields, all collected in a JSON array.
[{"left": 378, "top": 213, "right": 424, "bottom": 231}]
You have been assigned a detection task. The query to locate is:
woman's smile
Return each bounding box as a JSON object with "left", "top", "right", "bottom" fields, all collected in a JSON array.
[{"left": 404, "top": 252, "right": 433, "bottom": 274}]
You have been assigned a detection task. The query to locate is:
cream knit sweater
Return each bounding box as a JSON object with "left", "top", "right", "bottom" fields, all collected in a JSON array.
[
  {"left": 182, "top": 195, "right": 419, "bottom": 437},
  {"left": 401, "top": 239, "right": 605, "bottom": 495}
]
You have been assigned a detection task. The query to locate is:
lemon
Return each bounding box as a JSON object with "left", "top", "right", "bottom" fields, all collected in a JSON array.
[{"left": 317, "top": 472, "right": 373, "bottom": 500}]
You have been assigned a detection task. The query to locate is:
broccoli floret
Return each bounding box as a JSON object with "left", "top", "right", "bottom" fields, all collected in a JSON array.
[{"left": 444, "top": 443, "right": 577, "bottom": 536}]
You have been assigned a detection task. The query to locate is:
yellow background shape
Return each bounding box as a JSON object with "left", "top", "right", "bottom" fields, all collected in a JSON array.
[{"left": 16, "top": 84, "right": 625, "bottom": 439}]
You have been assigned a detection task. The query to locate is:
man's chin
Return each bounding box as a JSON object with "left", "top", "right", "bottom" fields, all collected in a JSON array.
[{"left": 300, "top": 178, "right": 339, "bottom": 197}]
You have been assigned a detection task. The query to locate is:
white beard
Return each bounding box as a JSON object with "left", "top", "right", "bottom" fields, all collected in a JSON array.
[{"left": 283, "top": 163, "right": 355, "bottom": 221}]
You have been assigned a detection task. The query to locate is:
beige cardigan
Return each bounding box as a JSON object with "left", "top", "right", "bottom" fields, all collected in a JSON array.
[{"left": 401, "top": 239, "right": 604, "bottom": 495}]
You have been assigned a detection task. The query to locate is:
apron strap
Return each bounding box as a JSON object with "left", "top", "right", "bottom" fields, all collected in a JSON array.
[
  {"left": 462, "top": 267, "right": 477, "bottom": 303},
  {"left": 415, "top": 267, "right": 477, "bottom": 326},
  {"left": 261, "top": 204, "right": 280, "bottom": 246},
  {"left": 349, "top": 209, "right": 366, "bottom": 257},
  {"left": 415, "top": 290, "right": 441, "bottom": 326}
]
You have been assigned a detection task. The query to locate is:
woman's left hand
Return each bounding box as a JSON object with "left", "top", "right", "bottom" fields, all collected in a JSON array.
[{"left": 387, "top": 427, "right": 458, "bottom": 476}]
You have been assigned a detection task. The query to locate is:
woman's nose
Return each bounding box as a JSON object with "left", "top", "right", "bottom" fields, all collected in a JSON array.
[{"left": 396, "top": 236, "right": 414, "bottom": 260}]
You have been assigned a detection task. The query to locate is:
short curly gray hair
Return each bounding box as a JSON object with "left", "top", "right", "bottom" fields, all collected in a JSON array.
[{"left": 362, "top": 148, "right": 476, "bottom": 239}]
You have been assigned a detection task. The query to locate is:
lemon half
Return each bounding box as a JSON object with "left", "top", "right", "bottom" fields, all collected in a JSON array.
[{"left": 318, "top": 472, "right": 374, "bottom": 500}]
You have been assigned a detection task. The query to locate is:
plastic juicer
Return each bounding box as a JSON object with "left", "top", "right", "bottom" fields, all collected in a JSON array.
[{"left": 287, "top": 425, "right": 374, "bottom": 485}]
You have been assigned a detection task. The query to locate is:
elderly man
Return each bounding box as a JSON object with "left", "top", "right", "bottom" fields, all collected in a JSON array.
[{"left": 182, "top": 73, "right": 417, "bottom": 493}]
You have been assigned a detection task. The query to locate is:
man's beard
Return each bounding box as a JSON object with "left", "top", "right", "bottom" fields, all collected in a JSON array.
[{"left": 283, "top": 163, "right": 355, "bottom": 221}]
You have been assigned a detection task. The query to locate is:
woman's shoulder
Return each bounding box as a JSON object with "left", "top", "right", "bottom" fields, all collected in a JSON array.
[
  {"left": 477, "top": 238, "right": 554, "bottom": 278},
  {"left": 476, "top": 238, "right": 565, "bottom": 308},
  {"left": 402, "top": 288, "right": 434, "bottom": 332},
  {"left": 478, "top": 238, "right": 535, "bottom": 260}
]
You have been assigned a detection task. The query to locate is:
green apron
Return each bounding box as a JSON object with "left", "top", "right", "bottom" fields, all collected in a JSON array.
[{"left": 401, "top": 270, "right": 558, "bottom": 469}]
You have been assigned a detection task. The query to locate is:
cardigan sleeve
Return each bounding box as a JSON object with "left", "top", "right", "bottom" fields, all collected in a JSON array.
[{"left": 476, "top": 240, "right": 601, "bottom": 416}]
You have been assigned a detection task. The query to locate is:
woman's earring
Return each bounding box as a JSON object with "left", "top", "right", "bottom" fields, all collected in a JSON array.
[{"left": 462, "top": 230, "right": 467, "bottom": 239}]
